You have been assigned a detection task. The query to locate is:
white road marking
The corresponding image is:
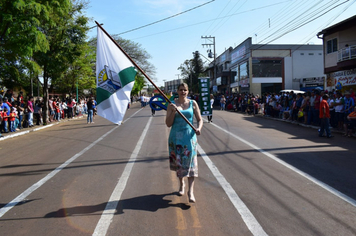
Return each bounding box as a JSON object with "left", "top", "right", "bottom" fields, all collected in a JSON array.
[
  {"left": 198, "top": 144, "right": 268, "bottom": 236},
  {"left": 0, "top": 109, "right": 143, "bottom": 218},
  {"left": 92, "top": 116, "right": 153, "bottom": 236},
  {"left": 206, "top": 119, "right": 356, "bottom": 208}
]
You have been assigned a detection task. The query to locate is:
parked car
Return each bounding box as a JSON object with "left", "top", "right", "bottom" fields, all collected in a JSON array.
[{"left": 280, "top": 89, "right": 305, "bottom": 94}]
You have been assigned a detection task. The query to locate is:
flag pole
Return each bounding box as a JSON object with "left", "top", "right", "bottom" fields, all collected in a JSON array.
[{"left": 95, "top": 21, "right": 197, "bottom": 132}]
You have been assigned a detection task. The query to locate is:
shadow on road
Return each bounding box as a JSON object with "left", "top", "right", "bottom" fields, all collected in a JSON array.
[
  {"left": 209, "top": 114, "right": 356, "bottom": 201},
  {"left": 0, "top": 157, "right": 167, "bottom": 177},
  {"left": 44, "top": 192, "right": 190, "bottom": 218}
]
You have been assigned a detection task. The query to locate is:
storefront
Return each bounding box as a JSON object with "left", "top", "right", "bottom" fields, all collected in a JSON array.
[{"left": 252, "top": 58, "right": 283, "bottom": 94}]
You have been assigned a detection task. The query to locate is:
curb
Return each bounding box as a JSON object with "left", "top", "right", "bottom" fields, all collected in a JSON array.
[{"left": 0, "top": 115, "right": 85, "bottom": 141}]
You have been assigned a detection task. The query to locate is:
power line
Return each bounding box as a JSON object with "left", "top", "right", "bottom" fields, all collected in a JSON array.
[
  {"left": 211, "top": 0, "right": 249, "bottom": 35},
  {"left": 117, "top": 0, "right": 216, "bottom": 36},
  {"left": 202, "top": 0, "right": 233, "bottom": 36},
  {"left": 131, "top": 2, "right": 291, "bottom": 40},
  {"left": 298, "top": 0, "right": 356, "bottom": 44},
  {"left": 247, "top": 0, "right": 308, "bottom": 43},
  {"left": 260, "top": 0, "right": 350, "bottom": 45}
]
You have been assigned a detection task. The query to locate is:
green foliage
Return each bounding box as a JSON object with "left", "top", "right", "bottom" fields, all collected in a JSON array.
[
  {"left": 52, "top": 42, "right": 96, "bottom": 95},
  {"left": 178, "top": 52, "right": 207, "bottom": 93},
  {"left": 0, "top": 0, "right": 55, "bottom": 82},
  {"left": 30, "top": 0, "right": 90, "bottom": 122},
  {"left": 132, "top": 74, "right": 146, "bottom": 96},
  {"left": 1, "top": 0, "right": 155, "bottom": 117}
]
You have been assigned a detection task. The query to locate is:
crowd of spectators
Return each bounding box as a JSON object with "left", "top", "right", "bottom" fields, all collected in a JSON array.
[
  {"left": 218, "top": 88, "right": 356, "bottom": 137},
  {"left": 0, "top": 88, "right": 96, "bottom": 138},
  {"left": 2, "top": 87, "right": 356, "bottom": 138},
  {"left": 218, "top": 93, "right": 262, "bottom": 115}
]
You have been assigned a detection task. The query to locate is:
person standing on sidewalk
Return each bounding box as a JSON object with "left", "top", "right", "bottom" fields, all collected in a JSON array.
[
  {"left": 220, "top": 95, "right": 226, "bottom": 110},
  {"left": 343, "top": 91, "right": 355, "bottom": 136},
  {"left": 27, "top": 96, "right": 34, "bottom": 127},
  {"left": 319, "top": 94, "right": 333, "bottom": 138},
  {"left": 87, "top": 97, "right": 94, "bottom": 124}
]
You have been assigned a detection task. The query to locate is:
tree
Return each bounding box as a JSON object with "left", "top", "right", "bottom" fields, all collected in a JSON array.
[
  {"left": 178, "top": 52, "right": 207, "bottom": 93},
  {"left": 131, "top": 74, "right": 145, "bottom": 96},
  {"left": 32, "top": 0, "right": 90, "bottom": 124},
  {"left": 0, "top": 0, "right": 56, "bottom": 86},
  {"left": 52, "top": 42, "right": 96, "bottom": 97}
]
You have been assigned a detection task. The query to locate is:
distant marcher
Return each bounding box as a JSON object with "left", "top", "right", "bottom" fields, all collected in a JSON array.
[
  {"left": 208, "top": 94, "right": 214, "bottom": 123},
  {"left": 150, "top": 94, "right": 157, "bottom": 116}
]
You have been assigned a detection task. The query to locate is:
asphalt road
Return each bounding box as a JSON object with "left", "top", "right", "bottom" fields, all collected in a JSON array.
[{"left": 0, "top": 103, "right": 355, "bottom": 236}]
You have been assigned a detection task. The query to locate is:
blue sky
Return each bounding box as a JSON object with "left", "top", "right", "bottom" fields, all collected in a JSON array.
[{"left": 85, "top": 0, "right": 356, "bottom": 87}]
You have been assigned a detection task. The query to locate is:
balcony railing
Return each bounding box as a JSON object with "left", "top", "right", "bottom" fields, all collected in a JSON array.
[{"left": 338, "top": 45, "right": 356, "bottom": 62}]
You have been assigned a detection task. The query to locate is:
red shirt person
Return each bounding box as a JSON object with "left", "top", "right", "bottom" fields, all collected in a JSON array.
[{"left": 318, "top": 94, "right": 332, "bottom": 138}]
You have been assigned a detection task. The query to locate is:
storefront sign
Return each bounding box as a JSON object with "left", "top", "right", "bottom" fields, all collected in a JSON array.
[
  {"left": 239, "top": 79, "right": 249, "bottom": 87},
  {"left": 333, "top": 69, "right": 356, "bottom": 89},
  {"left": 302, "top": 77, "right": 325, "bottom": 84},
  {"left": 199, "top": 77, "right": 212, "bottom": 116},
  {"left": 231, "top": 46, "right": 246, "bottom": 64}
]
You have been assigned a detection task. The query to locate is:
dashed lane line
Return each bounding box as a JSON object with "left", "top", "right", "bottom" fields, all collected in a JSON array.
[
  {"left": 92, "top": 116, "right": 153, "bottom": 236},
  {"left": 198, "top": 144, "right": 269, "bottom": 236},
  {"left": 0, "top": 109, "right": 143, "bottom": 218}
]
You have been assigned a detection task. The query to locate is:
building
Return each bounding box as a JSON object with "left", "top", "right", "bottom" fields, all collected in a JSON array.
[
  {"left": 317, "top": 15, "right": 356, "bottom": 92},
  {"left": 207, "top": 38, "right": 324, "bottom": 95},
  {"left": 164, "top": 79, "right": 184, "bottom": 93},
  {"left": 210, "top": 47, "right": 234, "bottom": 95}
]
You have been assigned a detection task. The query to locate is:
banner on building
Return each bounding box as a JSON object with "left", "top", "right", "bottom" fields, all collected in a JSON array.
[
  {"left": 332, "top": 69, "right": 356, "bottom": 90},
  {"left": 198, "top": 77, "right": 212, "bottom": 116}
]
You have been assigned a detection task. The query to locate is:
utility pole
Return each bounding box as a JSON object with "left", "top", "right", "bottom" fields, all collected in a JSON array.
[{"left": 201, "top": 36, "right": 216, "bottom": 93}]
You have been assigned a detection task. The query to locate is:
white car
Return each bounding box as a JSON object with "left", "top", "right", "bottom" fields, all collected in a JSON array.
[{"left": 280, "top": 89, "right": 306, "bottom": 94}]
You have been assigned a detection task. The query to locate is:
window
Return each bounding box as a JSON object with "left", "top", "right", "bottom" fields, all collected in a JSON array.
[
  {"left": 239, "top": 62, "right": 248, "bottom": 80},
  {"left": 327, "top": 38, "right": 337, "bottom": 54},
  {"left": 252, "top": 59, "right": 282, "bottom": 77},
  {"left": 309, "top": 53, "right": 314, "bottom": 55},
  {"left": 231, "top": 66, "right": 238, "bottom": 83},
  {"left": 301, "top": 53, "right": 304, "bottom": 55}
]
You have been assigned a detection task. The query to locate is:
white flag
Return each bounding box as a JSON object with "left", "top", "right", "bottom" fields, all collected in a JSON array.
[{"left": 96, "top": 27, "right": 136, "bottom": 124}]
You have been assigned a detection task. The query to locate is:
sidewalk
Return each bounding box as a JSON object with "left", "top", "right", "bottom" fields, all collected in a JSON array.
[{"left": 0, "top": 115, "right": 85, "bottom": 141}]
